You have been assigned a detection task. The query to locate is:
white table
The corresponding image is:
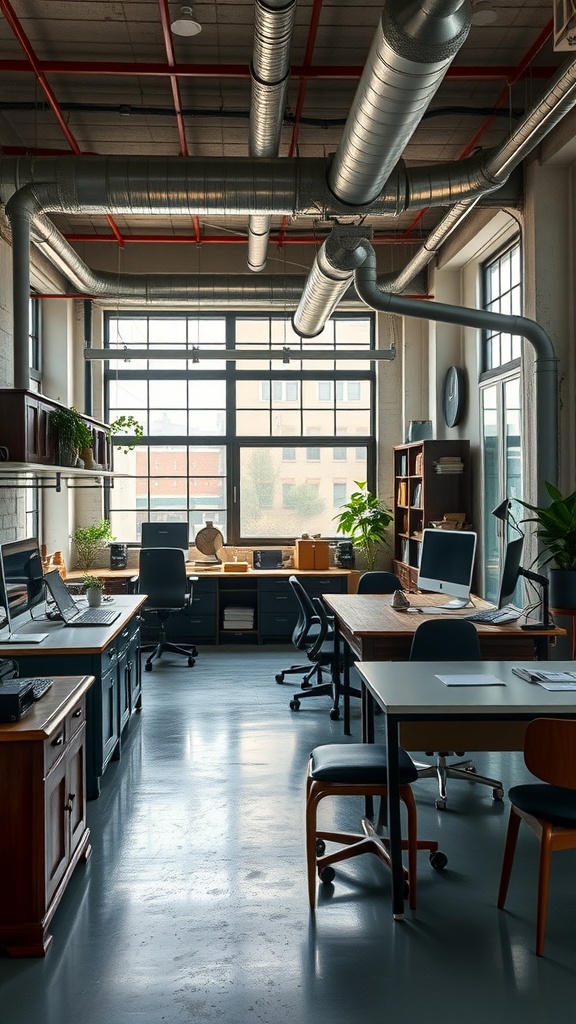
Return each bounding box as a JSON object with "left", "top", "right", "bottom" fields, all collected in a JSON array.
[{"left": 355, "top": 659, "right": 576, "bottom": 920}]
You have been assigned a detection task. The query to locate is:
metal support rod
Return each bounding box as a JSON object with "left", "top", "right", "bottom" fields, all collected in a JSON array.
[{"left": 84, "top": 346, "right": 396, "bottom": 362}]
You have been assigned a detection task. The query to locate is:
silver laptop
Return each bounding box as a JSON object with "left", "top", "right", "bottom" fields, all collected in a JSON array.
[{"left": 44, "top": 570, "right": 121, "bottom": 627}]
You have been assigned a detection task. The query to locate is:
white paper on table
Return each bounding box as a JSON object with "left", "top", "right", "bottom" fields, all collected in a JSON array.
[
  {"left": 536, "top": 679, "right": 576, "bottom": 691},
  {"left": 435, "top": 673, "right": 505, "bottom": 687}
]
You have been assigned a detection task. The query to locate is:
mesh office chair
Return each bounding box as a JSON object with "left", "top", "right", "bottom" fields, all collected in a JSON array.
[
  {"left": 138, "top": 547, "right": 197, "bottom": 671},
  {"left": 275, "top": 579, "right": 322, "bottom": 687},
  {"left": 409, "top": 618, "right": 504, "bottom": 810},
  {"left": 356, "top": 571, "right": 403, "bottom": 594},
  {"left": 286, "top": 577, "right": 344, "bottom": 719}
]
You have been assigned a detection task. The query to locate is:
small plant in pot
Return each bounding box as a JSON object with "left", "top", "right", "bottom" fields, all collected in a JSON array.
[
  {"left": 50, "top": 406, "right": 93, "bottom": 467},
  {"left": 71, "top": 518, "right": 114, "bottom": 569},
  {"left": 333, "top": 480, "right": 393, "bottom": 571},
  {"left": 82, "top": 573, "right": 105, "bottom": 608},
  {"left": 518, "top": 482, "right": 576, "bottom": 609}
]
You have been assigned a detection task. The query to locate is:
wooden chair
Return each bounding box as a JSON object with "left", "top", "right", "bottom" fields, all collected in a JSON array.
[
  {"left": 497, "top": 717, "right": 576, "bottom": 956},
  {"left": 306, "top": 743, "right": 447, "bottom": 911}
]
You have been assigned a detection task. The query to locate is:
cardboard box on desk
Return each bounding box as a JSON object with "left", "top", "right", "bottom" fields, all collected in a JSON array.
[{"left": 294, "top": 538, "right": 330, "bottom": 570}]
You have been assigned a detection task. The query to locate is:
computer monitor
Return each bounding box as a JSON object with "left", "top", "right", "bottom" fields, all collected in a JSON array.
[
  {"left": 417, "top": 528, "right": 477, "bottom": 609},
  {"left": 497, "top": 536, "right": 524, "bottom": 608},
  {"left": 0, "top": 537, "right": 48, "bottom": 643},
  {"left": 140, "top": 521, "right": 189, "bottom": 556}
]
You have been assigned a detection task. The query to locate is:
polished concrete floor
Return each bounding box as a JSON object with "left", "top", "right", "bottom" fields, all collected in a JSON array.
[{"left": 1, "top": 646, "right": 575, "bottom": 1022}]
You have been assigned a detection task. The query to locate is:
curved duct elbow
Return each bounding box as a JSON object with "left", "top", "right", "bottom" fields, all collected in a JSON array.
[
  {"left": 328, "top": 0, "right": 471, "bottom": 206},
  {"left": 293, "top": 228, "right": 372, "bottom": 337}
]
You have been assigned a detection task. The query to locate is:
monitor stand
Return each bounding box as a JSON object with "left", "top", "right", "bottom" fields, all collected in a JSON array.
[
  {"left": 438, "top": 598, "right": 472, "bottom": 609},
  {"left": 0, "top": 631, "right": 48, "bottom": 644}
]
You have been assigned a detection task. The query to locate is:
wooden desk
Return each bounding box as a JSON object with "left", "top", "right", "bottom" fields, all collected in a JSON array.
[
  {"left": 323, "top": 593, "right": 565, "bottom": 734},
  {"left": 0, "top": 595, "right": 147, "bottom": 798},
  {"left": 65, "top": 567, "right": 139, "bottom": 594},
  {"left": 356, "top": 658, "right": 576, "bottom": 922},
  {"left": 0, "top": 675, "right": 94, "bottom": 956}
]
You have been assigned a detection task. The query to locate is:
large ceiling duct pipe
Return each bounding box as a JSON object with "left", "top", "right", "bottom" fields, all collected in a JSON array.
[
  {"left": 355, "top": 244, "right": 558, "bottom": 506},
  {"left": 328, "top": 0, "right": 471, "bottom": 206},
  {"left": 293, "top": 228, "right": 372, "bottom": 337},
  {"left": 385, "top": 51, "right": 576, "bottom": 293},
  {"left": 248, "top": 0, "right": 297, "bottom": 273}
]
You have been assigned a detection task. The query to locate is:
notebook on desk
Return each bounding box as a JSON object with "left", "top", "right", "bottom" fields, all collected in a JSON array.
[{"left": 44, "top": 570, "right": 121, "bottom": 627}]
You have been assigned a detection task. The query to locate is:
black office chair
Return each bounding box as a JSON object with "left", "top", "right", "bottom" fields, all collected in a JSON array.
[
  {"left": 286, "top": 576, "right": 344, "bottom": 719},
  {"left": 356, "top": 571, "right": 403, "bottom": 594},
  {"left": 138, "top": 547, "right": 197, "bottom": 672},
  {"left": 409, "top": 618, "right": 504, "bottom": 810},
  {"left": 275, "top": 578, "right": 323, "bottom": 687}
]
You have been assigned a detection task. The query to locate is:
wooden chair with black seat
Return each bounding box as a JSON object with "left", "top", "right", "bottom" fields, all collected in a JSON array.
[
  {"left": 306, "top": 742, "right": 447, "bottom": 910},
  {"left": 409, "top": 618, "right": 504, "bottom": 809},
  {"left": 138, "top": 547, "right": 198, "bottom": 672},
  {"left": 498, "top": 717, "right": 576, "bottom": 956},
  {"left": 286, "top": 577, "right": 346, "bottom": 719}
]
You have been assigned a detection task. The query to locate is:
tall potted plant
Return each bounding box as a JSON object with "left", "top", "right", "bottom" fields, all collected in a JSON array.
[
  {"left": 518, "top": 482, "right": 576, "bottom": 608},
  {"left": 50, "top": 406, "right": 93, "bottom": 467},
  {"left": 333, "top": 481, "right": 393, "bottom": 571}
]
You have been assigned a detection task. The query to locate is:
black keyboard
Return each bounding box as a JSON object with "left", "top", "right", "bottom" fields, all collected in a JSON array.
[
  {"left": 464, "top": 605, "right": 520, "bottom": 625},
  {"left": 74, "top": 608, "right": 119, "bottom": 626},
  {"left": 25, "top": 677, "right": 54, "bottom": 700}
]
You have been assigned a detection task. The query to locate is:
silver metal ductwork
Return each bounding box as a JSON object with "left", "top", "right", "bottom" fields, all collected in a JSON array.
[
  {"left": 328, "top": 0, "right": 471, "bottom": 205},
  {"left": 248, "top": 0, "right": 297, "bottom": 272},
  {"left": 354, "top": 244, "right": 559, "bottom": 504},
  {"left": 295, "top": 48, "right": 576, "bottom": 335}
]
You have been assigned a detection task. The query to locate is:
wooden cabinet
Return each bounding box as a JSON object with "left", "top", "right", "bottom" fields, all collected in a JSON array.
[
  {"left": 0, "top": 389, "right": 110, "bottom": 470},
  {"left": 392, "top": 440, "right": 471, "bottom": 591},
  {"left": 0, "top": 675, "right": 93, "bottom": 957}
]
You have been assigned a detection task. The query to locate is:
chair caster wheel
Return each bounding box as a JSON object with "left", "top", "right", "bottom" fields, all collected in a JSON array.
[
  {"left": 145, "top": 662, "right": 153, "bottom": 672},
  {"left": 319, "top": 865, "right": 335, "bottom": 884},
  {"left": 435, "top": 798, "right": 446, "bottom": 811},
  {"left": 188, "top": 658, "right": 195, "bottom": 667},
  {"left": 493, "top": 787, "right": 504, "bottom": 801},
  {"left": 430, "top": 851, "right": 448, "bottom": 870},
  {"left": 290, "top": 698, "right": 301, "bottom": 711},
  {"left": 275, "top": 673, "right": 284, "bottom": 684},
  {"left": 316, "top": 839, "right": 326, "bottom": 856},
  {"left": 329, "top": 707, "right": 340, "bottom": 721}
]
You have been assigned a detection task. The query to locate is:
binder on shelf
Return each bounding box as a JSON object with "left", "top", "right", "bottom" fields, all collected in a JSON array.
[{"left": 397, "top": 480, "right": 408, "bottom": 506}]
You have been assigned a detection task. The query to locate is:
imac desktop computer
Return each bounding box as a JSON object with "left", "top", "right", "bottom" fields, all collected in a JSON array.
[{"left": 417, "top": 528, "right": 477, "bottom": 609}]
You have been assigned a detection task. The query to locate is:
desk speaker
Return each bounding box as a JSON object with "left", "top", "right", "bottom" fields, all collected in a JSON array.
[{"left": 110, "top": 543, "right": 128, "bottom": 570}]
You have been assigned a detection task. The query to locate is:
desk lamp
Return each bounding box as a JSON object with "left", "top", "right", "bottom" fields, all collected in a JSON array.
[{"left": 492, "top": 498, "right": 551, "bottom": 629}]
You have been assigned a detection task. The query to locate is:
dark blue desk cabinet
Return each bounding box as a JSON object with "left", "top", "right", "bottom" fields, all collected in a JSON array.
[
  {"left": 1, "top": 597, "right": 145, "bottom": 800},
  {"left": 139, "top": 568, "right": 352, "bottom": 646}
]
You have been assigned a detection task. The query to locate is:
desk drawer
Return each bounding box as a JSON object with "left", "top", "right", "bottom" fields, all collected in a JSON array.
[
  {"left": 44, "top": 724, "right": 67, "bottom": 774},
  {"left": 65, "top": 696, "right": 86, "bottom": 743}
]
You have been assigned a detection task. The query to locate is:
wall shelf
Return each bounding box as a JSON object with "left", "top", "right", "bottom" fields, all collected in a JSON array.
[{"left": 0, "top": 464, "right": 121, "bottom": 491}]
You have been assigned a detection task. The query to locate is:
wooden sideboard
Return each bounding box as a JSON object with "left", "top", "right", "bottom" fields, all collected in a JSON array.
[{"left": 0, "top": 675, "right": 94, "bottom": 957}]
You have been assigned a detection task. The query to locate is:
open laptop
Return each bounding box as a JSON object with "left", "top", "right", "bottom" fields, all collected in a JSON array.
[{"left": 44, "top": 569, "right": 121, "bottom": 627}]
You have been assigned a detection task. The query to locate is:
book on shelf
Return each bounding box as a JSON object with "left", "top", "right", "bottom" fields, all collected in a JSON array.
[
  {"left": 434, "top": 457, "right": 464, "bottom": 474},
  {"left": 412, "top": 482, "right": 422, "bottom": 507},
  {"left": 399, "top": 454, "right": 408, "bottom": 476},
  {"left": 401, "top": 538, "right": 410, "bottom": 563},
  {"left": 414, "top": 452, "right": 423, "bottom": 475},
  {"left": 397, "top": 480, "right": 408, "bottom": 505}
]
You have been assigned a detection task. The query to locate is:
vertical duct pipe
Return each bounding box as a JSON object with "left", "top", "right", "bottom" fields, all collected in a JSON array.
[
  {"left": 248, "top": 0, "right": 297, "bottom": 272},
  {"left": 6, "top": 190, "right": 33, "bottom": 389},
  {"left": 354, "top": 244, "right": 558, "bottom": 506},
  {"left": 84, "top": 300, "right": 93, "bottom": 416}
]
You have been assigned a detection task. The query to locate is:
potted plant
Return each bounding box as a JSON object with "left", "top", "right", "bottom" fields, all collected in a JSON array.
[
  {"left": 71, "top": 518, "right": 114, "bottom": 569},
  {"left": 106, "top": 414, "right": 144, "bottom": 454},
  {"left": 518, "top": 481, "right": 576, "bottom": 608},
  {"left": 50, "top": 406, "right": 93, "bottom": 467},
  {"left": 333, "top": 480, "right": 393, "bottom": 571},
  {"left": 82, "top": 573, "right": 105, "bottom": 608}
]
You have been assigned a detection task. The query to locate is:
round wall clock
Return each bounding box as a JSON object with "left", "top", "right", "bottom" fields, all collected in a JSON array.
[{"left": 442, "top": 366, "right": 466, "bottom": 427}]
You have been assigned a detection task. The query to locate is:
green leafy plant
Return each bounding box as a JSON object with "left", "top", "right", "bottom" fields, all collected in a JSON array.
[
  {"left": 333, "top": 481, "right": 393, "bottom": 571},
  {"left": 106, "top": 414, "right": 144, "bottom": 454},
  {"left": 82, "top": 573, "right": 105, "bottom": 591},
  {"left": 518, "top": 482, "right": 576, "bottom": 571},
  {"left": 50, "top": 406, "right": 93, "bottom": 459},
  {"left": 71, "top": 518, "right": 114, "bottom": 569}
]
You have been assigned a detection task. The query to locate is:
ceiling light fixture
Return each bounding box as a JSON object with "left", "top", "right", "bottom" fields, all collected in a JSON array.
[
  {"left": 170, "top": 5, "right": 202, "bottom": 37},
  {"left": 471, "top": 1, "right": 497, "bottom": 26}
]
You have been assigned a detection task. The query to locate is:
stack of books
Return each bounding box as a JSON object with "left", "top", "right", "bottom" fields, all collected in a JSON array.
[
  {"left": 222, "top": 605, "right": 255, "bottom": 630},
  {"left": 434, "top": 456, "right": 464, "bottom": 474}
]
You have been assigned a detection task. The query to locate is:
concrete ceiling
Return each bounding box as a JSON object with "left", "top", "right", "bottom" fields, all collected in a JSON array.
[{"left": 0, "top": 1, "right": 569, "bottom": 271}]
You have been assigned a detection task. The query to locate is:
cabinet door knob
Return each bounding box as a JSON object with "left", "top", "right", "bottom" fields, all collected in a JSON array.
[
  {"left": 73, "top": 709, "right": 82, "bottom": 718},
  {"left": 52, "top": 734, "right": 64, "bottom": 747}
]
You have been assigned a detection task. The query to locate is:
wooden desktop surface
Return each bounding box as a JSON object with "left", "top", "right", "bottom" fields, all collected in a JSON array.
[{"left": 323, "top": 592, "right": 564, "bottom": 662}]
